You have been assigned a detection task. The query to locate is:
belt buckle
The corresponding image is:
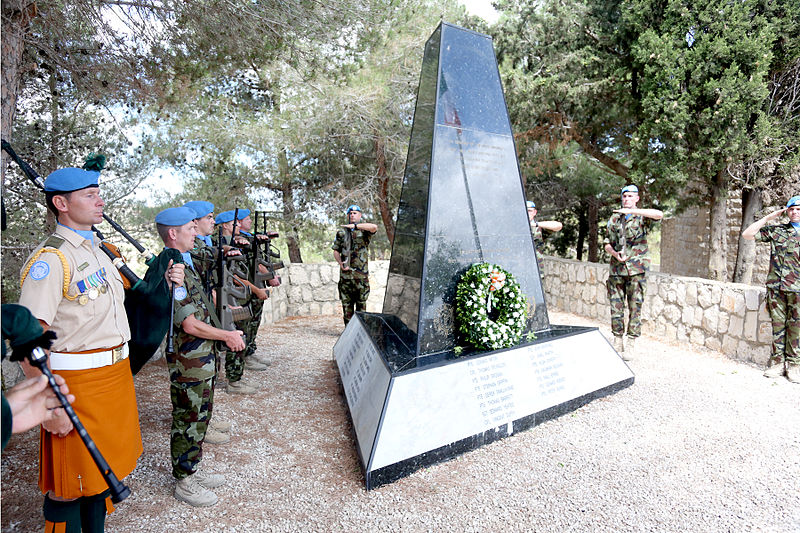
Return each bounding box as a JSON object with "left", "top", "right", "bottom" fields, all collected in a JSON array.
[{"left": 112, "top": 346, "right": 123, "bottom": 365}]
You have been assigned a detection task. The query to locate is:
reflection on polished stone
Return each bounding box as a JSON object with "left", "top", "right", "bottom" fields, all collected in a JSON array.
[
  {"left": 335, "top": 22, "right": 634, "bottom": 491},
  {"left": 383, "top": 22, "right": 547, "bottom": 362}
]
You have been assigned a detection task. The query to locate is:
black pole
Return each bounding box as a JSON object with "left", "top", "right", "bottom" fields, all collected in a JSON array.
[
  {"left": 165, "top": 281, "right": 176, "bottom": 356},
  {"left": 28, "top": 347, "right": 131, "bottom": 503},
  {"left": 2, "top": 139, "right": 154, "bottom": 264}
]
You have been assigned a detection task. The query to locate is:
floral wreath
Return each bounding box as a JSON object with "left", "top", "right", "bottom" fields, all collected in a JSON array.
[{"left": 455, "top": 262, "right": 528, "bottom": 351}]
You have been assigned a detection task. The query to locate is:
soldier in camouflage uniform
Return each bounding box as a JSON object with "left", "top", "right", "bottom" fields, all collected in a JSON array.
[
  {"left": 742, "top": 195, "right": 800, "bottom": 383},
  {"left": 156, "top": 207, "right": 246, "bottom": 507},
  {"left": 184, "top": 201, "right": 235, "bottom": 438},
  {"left": 236, "top": 212, "right": 280, "bottom": 367},
  {"left": 332, "top": 205, "right": 378, "bottom": 325},
  {"left": 603, "top": 185, "right": 663, "bottom": 360},
  {"left": 527, "top": 200, "right": 563, "bottom": 279},
  {"left": 214, "top": 209, "right": 270, "bottom": 393}
]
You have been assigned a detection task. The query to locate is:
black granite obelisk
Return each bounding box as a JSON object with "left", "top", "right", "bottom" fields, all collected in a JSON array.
[{"left": 334, "top": 22, "right": 633, "bottom": 489}]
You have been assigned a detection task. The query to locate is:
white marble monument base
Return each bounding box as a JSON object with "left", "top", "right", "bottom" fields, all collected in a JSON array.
[{"left": 333, "top": 313, "right": 634, "bottom": 489}]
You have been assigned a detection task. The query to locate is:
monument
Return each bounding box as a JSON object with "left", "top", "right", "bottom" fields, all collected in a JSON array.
[{"left": 333, "top": 22, "right": 634, "bottom": 489}]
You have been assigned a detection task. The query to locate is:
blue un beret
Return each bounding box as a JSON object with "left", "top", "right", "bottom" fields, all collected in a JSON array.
[
  {"left": 346, "top": 205, "right": 361, "bottom": 214},
  {"left": 786, "top": 196, "right": 800, "bottom": 209},
  {"left": 155, "top": 207, "right": 197, "bottom": 226},
  {"left": 183, "top": 201, "right": 214, "bottom": 219},
  {"left": 621, "top": 184, "right": 639, "bottom": 195},
  {"left": 215, "top": 209, "right": 250, "bottom": 224},
  {"left": 526, "top": 201, "right": 536, "bottom": 209},
  {"left": 44, "top": 168, "right": 100, "bottom": 193},
  {"left": 215, "top": 210, "right": 234, "bottom": 224}
]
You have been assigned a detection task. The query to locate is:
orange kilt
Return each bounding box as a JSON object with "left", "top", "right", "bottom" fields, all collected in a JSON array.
[{"left": 39, "top": 358, "right": 142, "bottom": 498}]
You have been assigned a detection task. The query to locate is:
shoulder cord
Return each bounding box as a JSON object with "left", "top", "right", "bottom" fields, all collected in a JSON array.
[{"left": 20, "top": 248, "right": 79, "bottom": 301}]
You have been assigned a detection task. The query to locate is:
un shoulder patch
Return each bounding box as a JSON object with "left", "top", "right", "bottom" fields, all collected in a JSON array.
[
  {"left": 29, "top": 260, "right": 50, "bottom": 281},
  {"left": 174, "top": 286, "right": 188, "bottom": 300}
]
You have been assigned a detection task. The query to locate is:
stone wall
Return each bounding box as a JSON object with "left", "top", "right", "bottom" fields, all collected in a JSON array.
[
  {"left": 260, "top": 261, "right": 390, "bottom": 325},
  {"left": 267, "top": 258, "right": 770, "bottom": 365},
  {"left": 659, "top": 191, "right": 771, "bottom": 284},
  {"left": 541, "top": 257, "right": 771, "bottom": 365}
]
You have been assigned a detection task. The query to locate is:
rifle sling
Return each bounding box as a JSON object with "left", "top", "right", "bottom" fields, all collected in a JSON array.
[{"left": 185, "top": 269, "right": 222, "bottom": 329}]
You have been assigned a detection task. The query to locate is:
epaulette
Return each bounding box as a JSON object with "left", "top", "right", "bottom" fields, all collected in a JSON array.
[{"left": 42, "top": 235, "right": 65, "bottom": 249}]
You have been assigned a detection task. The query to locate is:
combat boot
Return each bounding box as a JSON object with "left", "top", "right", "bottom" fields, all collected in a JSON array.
[
  {"left": 763, "top": 362, "right": 785, "bottom": 379},
  {"left": 204, "top": 427, "right": 231, "bottom": 445},
  {"left": 192, "top": 469, "right": 225, "bottom": 489},
  {"left": 251, "top": 353, "right": 272, "bottom": 366},
  {"left": 244, "top": 358, "right": 268, "bottom": 371},
  {"left": 612, "top": 335, "right": 625, "bottom": 354},
  {"left": 209, "top": 418, "right": 232, "bottom": 433},
  {"left": 227, "top": 380, "right": 257, "bottom": 395},
  {"left": 625, "top": 336, "right": 637, "bottom": 361},
  {"left": 174, "top": 475, "right": 218, "bottom": 507},
  {"left": 786, "top": 364, "right": 800, "bottom": 384}
]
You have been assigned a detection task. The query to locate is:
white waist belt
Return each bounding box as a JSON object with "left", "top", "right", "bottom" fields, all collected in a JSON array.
[{"left": 49, "top": 343, "right": 129, "bottom": 371}]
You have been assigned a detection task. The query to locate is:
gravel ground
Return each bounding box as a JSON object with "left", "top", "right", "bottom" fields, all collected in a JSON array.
[{"left": 2, "top": 311, "right": 799, "bottom": 532}]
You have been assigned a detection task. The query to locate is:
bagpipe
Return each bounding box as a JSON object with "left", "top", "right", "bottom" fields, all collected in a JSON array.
[{"left": 1, "top": 140, "right": 181, "bottom": 375}]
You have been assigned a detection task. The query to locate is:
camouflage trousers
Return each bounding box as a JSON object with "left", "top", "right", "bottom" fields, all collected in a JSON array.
[
  {"left": 225, "top": 314, "right": 253, "bottom": 382},
  {"left": 338, "top": 276, "right": 370, "bottom": 325},
  {"left": 766, "top": 288, "right": 800, "bottom": 365},
  {"left": 607, "top": 274, "right": 647, "bottom": 338},
  {"left": 245, "top": 298, "right": 264, "bottom": 359},
  {"left": 225, "top": 349, "right": 245, "bottom": 382},
  {"left": 170, "top": 376, "right": 215, "bottom": 479}
]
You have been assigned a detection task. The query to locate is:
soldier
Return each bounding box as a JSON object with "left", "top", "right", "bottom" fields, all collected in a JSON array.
[
  {"left": 741, "top": 195, "right": 800, "bottom": 383},
  {"left": 234, "top": 211, "right": 280, "bottom": 368},
  {"left": 527, "top": 200, "right": 563, "bottom": 278},
  {"left": 332, "top": 205, "right": 378, "bottom": 326},
  {"left": 603, "top": 185, "right": 663, "bottom": 360},
  {"left": 17, "top": 167, "right": 182, "bottom": 531},
  {"left": 183, "top": 201, "right": 233, "bottom": 440},
  {"left": 157, "top": 207, "right": 245, "bottom": 507},
  {"left": 214, "top": 209, "right": 267, "bottom": 394}
]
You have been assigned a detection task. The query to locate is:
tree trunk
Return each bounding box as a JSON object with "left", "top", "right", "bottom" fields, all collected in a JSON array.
[
  {"left": 1, "top": 2, "right": 36, "bottom": 193},
  {"left": 576, "top": 202, "right": 588, "bottom": 261},
  {"left": 587, "top": 196, "right": 599, "bottom": 262},
  {"left": 374, "top": 134, "right": 395, "bottom": 245},
  {"left": 707, "top": 169, "right": 729, "bottom": 281},
  {"left": 278, "top": 149, "right": 303, "bottom": 263},
  {"left": 732, "top": 188, "right": 762, "bottom": 284}
]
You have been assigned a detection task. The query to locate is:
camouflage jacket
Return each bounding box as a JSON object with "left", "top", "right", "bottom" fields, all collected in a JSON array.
[
  {"left": 170, "top": 266, "right": 216, "bottom": 383},
  {"left": 756, "top": 222, "right": 800, "bottom": 292},
  {"left": 189, "top": 237, "right": 216, "bottom": 291},
  {"left": 604, "top": 213, "right": 657, "bottom": 276},
  {"left": 530, "top": 222, "right": 545, "bottom": 272},
  {"left": 332, "top": 228, "right": 372, "bottom": 280}
]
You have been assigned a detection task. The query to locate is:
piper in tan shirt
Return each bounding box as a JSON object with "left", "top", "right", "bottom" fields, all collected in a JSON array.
[{"left": 17, "top": 166, "right": 181, "bottom": 531}]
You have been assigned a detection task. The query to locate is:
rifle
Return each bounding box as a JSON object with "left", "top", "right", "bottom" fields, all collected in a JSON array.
[
  {"left": 215, "top": 227, "right": 252, "bottom": 337},
  {"left": 1, "top": 139, "right": 148, "bottom": 288},
  {"left": 250, "top": 210, "right": 284, "bottom": 288}
]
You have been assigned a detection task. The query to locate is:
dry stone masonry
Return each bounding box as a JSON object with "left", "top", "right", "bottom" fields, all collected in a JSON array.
[{"left": 260, "top": 257, "right": 771, "bottom": 366}]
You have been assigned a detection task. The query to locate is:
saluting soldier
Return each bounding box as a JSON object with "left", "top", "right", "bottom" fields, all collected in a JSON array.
[
  {"left": 603, "top": 185, "right": 663, "bottom": 360},
  {"left": 527, "top": 200, "right": 563, "bottom": 279},
  {"left": 18, "top": 167, "right": 181, "bottom": 531},
  {"left": 332, "top": 205, "right": 378, "bottom": 326},
  {"left": 742, "top": 195, "right": 800, "bottom": 383},
  {"left": 157, "top": 207, "right": 245, "bottom": 507}
]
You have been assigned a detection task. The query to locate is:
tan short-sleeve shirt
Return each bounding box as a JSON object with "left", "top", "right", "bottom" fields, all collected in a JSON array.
[{"left": 19, "top": 225, "right": 130, "bottom": 352}]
